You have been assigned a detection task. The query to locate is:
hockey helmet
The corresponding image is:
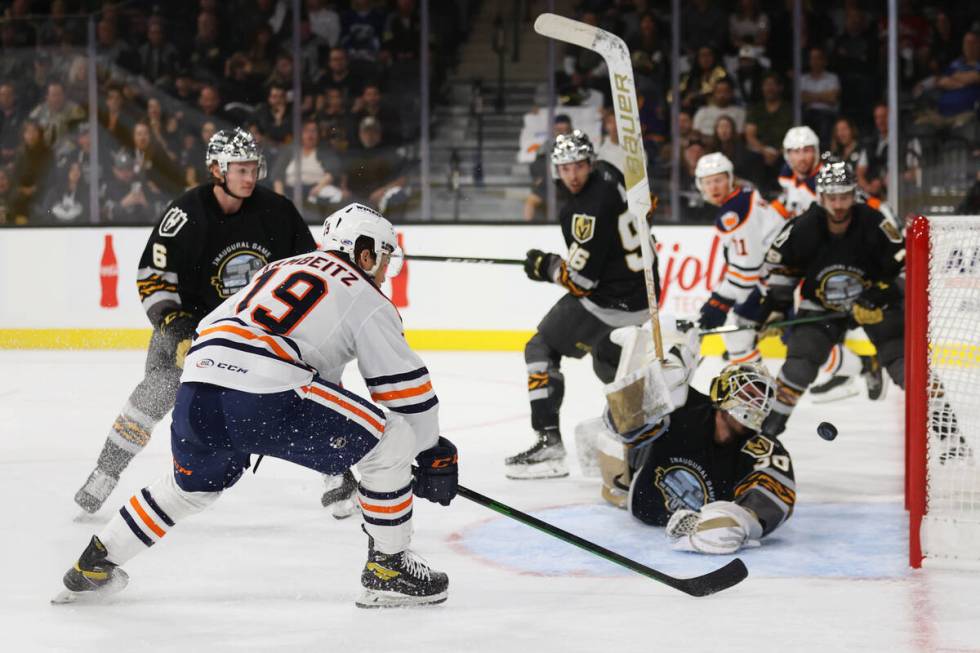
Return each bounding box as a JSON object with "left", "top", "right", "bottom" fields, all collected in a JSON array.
[
  {"left": 206, "top": 127, "right": 267, "bottom": 180},
  {"left": 815, "top": 160, "right": 857, "bottom": 196},
  {"left": 709, "top": 361, "right": 776, "bottom": 431},
  {"left": 782, "top": 125, "right": 819, "bottom": 152},
  {"left": 551, "top": 129, "right": 596, "bottom": 172},
  {"left": 694, "top": 152, "right": 734, "bottom": 199},
  {"left": 321, "top": 203, "right": 402, "bottom": 276}
]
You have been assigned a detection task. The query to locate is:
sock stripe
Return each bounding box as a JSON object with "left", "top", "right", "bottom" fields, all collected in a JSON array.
[
  {"left": 357, "top": 482, "right": 413, "bottom": 501},
  {"left": 140, "top": 488, "right": 175, "bottom": 527},
  {"left": 119, "top": 506, "right": 154, "bottom": 547},
  {"left": 129, "top": 496, "right": 166, "bottom": 538},
  {"left": 362, "top": 510, "right": 413, "bottom": 527}
]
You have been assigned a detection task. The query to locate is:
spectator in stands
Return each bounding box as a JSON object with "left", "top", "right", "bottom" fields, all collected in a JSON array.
[
  {"left": 245, "top": 23, "right": 276, "bottom": 81},
  {"left": 138, "top": 17, "right": 182, "bottom": 87},
  {"left": 681, "top": 141, "right": 707, "bottom": 192},
  {"left": 341, "top": 0, "right": 386, "bottom": 62},
  {"left": 345, "top": 116, "right": 408, "bottom": 214},
  {"left": 682, "top": 0, "right": 728, "bottom": 53},
  {"left": 729, "top": 0, "right": 769, "bottom": 52},
  {"left": 693, "top": 78, "right": 745, "bottom": 141},
  {"left": 144, "top": 96, "right": 179, "bottom": 163},
  {"left": 597, "top": 108, "right": 649, "bottom": 181},
  {"left": 39, "top": 159, "right": 88, "bottom": 224},
  {"left": 862, "top": 102, "right": 922, "bottom": 198},
  {"left": 768, "top": 1, "right": 835, "bottom": 76},
  {"left": 62, "top": 55, "right": 90, "bottom": 108},
  {"left": 100, "top": 84, "right": 134, "bottom": 152},
  {"left": 0, "top": 168, "right": 14, "bottom": 224},
  {"left": 102, "top": 148, "right": 159, "bottom": 224},
  {"left": 800, "top": 47, "right": 840, "bottom": 147},
  {"left": 712, "top": 115, "right": 763, "bottom": 188},
  {"left": 0, "top": 82, "right": 26, "bottom": 166},
  {"left": 255, "top": 84, "right": 292, "bottom": 145},
  {"left": 0, "top": 23, "right": 28, "bottom": 83},
  {"left": 308, "top": 0, "right": 341, "bottom": 49},
  {"left": 831, "top": 5, "right": 879, "bottom": 132},
  {"left": 829, "top": 117, "right": 868, "bottom": 184},
  {"left": 197, "top": 84, "right": 229, "bottom": 127},
  {"left": 95, "top": 16, "right": 133, "bottom": 75},
  {"left": 629, "top": 12, "right": 668, "bottom": 96},
  {"left": 524, "top": 113, "right": 573, "bottom": 222},
  {"left": 3, "top": 0, "right": 36, "bottom": 48},
  {"left": 29, "top": 81, "right": 86, "bottom": 148},
  {"left": 731, "top": 45, "right": 768, "bottom": 106},
  {"left": 132, "top": 121, "right": 182, "bottom": 198},
  {"left": 351, "top": 83, "right": 401, "bottom": 145},
  {"left": 221, "top": 52, "right": 264, "bottom": 108},
  {"left": 678, "top": 46, "right": 728, "bottom": 112},
  {"left": 314, "top": 87, "right": 352, "bottom": 148},
  {"left": 318, "top": 47, "right": 363, "bottom": 106},
  {"left": 383, "top": 0, "right": 420, "bottom": 64},
  {"left": 914, "top": 31, "right": 980, "bottom": 143},
  {"left": 189, "top": 11, "right": 225, "bottom": 82},
  {"left": 745, "top": 72, "right": 792, "bottom": 193},
  {"left": 927, "top": 11, "right": 961, "bottom": 75},
  {"left": 272, "top": 119, "right": 343, "bottom": 205},
  {"left": 9, "top": 120, "right": 53, "bottom": 224}
]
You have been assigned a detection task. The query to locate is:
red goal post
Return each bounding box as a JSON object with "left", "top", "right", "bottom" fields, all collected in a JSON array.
[{"left": 906, "top": 214, "right": 980, "bottom": 569}]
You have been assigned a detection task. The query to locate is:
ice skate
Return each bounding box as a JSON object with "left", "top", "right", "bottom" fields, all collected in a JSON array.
[
  {"left": 52, "top": 536, "right": 129, "bottom": 604},
  {"left": 504, "top": 429, "right": 568, "bottom": 479},
  {"left": 808, "top": 376, "right": 859, "bottom": 403},
  {"left": 321, "top": 469, "right": 359, "bottom": 519},
  {"left": 860, "top": 355, "right": 887, "bottom": 401},
  {"left": 356, "top": 530, "right": 448, "bottom": 608},
  {"left": 74, "top": 468, "right": 119, "bottom": 514}
]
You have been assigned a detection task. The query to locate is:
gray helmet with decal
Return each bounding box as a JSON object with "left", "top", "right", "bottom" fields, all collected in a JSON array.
[
  {"left": 551, "top": 129, "right": 595, "bottom": 171},
  {"left": 206, "top": 127, "right": 267, "bottom": 180},
  {"left": 815, "top": 160, "right": 856, "bottom": 196}
]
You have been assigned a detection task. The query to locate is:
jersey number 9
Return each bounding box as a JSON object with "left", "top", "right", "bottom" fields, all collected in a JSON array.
[
  {"left": 235, "top": 269, "right": 328, "bottom": 335},
  {"left": 617, "top": 212, "right": 645, "bottom": 273}
]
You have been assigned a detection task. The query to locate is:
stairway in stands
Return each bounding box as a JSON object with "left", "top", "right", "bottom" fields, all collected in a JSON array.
[{"left": 413, "top": 0, "right": 577, "bottom": 221}]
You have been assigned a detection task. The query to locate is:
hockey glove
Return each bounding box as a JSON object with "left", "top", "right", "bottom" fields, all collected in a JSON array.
[
  {"left": 413, "top": 437, "right": 458, "bottom": 506},
  {"left": 697, "top": 293, "right": 734, "bottom": 329},
  {"left": 524, "top": 249, "right": 561, "bottom": 283},
  {"left": 160, "top": 310, "right": 197, "bottom": 369},
  {"left": 851, "top": 281, "right": 894, "bottom": 325},
  {"left": 666, "top": 501, "right": 763, "bottom": 555}
]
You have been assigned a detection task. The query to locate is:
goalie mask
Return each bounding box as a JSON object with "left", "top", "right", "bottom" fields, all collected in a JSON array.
[
  {"left": 551, "top": 129, "right": 595, "bottom": 173},
  {"left": 709, "top": 362, "right": 776, "bottom": 432},
  {"left": 321, "top": 203, "right": 403, "bottom": 277},
  {"left": 206, "top": 127, "right": 267, "bottom": 181}
]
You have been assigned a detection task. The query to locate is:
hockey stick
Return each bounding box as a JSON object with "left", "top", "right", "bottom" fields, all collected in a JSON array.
[
  {"left": 457, "top": 484, "right": 748, "bottom": 597},
  {"left": 696, "top": 312, "right": 850, "bottom": 337},
  {"left": 534, "top": 14, "right": 664, "bottom": 361},
  {"left": 405, "top": 254, "right": 523, "bottom": 265}
]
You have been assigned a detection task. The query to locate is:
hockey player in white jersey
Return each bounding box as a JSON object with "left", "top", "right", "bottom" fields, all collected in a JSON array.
[
  {"left": 54, "top": 203, "right": 457, "bottom": 609},
  {"left": 693, "top": 153, "right": 790, "bottom": 363},
  {"left": 772, "top": 125, "right": 822, "bottom": 219}
]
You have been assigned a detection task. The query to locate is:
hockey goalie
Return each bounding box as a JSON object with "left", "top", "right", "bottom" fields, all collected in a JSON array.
[{"left": 576, "top": 321, "right": 797, "bottom": 554}]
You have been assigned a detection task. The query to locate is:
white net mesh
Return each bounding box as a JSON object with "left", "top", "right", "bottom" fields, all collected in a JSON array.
[{"left": 922, "top": 216, "right": 980, "bottom": 563}]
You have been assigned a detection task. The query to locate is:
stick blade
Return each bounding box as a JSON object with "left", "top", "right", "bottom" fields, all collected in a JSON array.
[
  {"left": 533, "top": 13, "right": 595, "bottom": 49},
  {"left": 673, "top": 558, "right": 748, "bottom": 597}
]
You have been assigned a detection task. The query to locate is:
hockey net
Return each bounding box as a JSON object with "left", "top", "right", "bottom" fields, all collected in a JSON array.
[{"left": 907, "top": 215, "right": 980, "bottom": 568}]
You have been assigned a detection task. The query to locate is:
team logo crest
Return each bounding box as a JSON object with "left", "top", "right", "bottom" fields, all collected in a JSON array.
[
  {"left": 158, "top": 207, "right": 188, "bottom": 237},
  {"left": 814, "top": 268, "right": 866, "bottom": 311},
  {"left": 720, "top": 211, "right": 741, "bottom": 231},
  {"left": 741, "top": 435, "right": 774, "bottom": 458},
  {"left": 572, "top": 213, "right": 596, "bottom": 243},
  {"left": 879, "top": 220, "right": 902, "bottom": 244}
]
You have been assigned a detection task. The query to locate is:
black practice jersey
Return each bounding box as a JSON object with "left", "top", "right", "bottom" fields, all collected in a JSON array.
[
  {"left": 628, "top": 390, "right": 796, "bottom": 536},
  {"left": 764, "top": 202, "right": 905, "bottom": 312},
  {"left": 555, "top": 166, "right": 654, "bottom": 312},
  {"left": 136, "top": 184, "right": 317, "bottom": 327}
]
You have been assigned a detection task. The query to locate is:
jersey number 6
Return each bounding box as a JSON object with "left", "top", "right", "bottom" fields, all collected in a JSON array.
[{"left": 235, "top": 269, "right": 328, "bottom": 335}]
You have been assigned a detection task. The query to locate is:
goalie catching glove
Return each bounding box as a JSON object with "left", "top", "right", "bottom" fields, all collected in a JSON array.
[
  {"left": 413, "top": 437, "right": 458, "bottom": 506},
  {"left": 665, "top": 501, "right": 763, "bottom": 555}
]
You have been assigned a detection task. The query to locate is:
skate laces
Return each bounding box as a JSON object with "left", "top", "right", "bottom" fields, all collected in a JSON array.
[{"left": 401, "top": 550, "right": 432, "bottom": 581}]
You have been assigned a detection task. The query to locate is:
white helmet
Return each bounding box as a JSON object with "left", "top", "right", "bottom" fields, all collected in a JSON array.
[
  {"left": 709, "top": 361, "right": 777, "bottom": 431},
  {"left": 321, "top": 203, "right": 402, "bottom": 276},
  {"left": 694, "top": 152, "right": 734, "bottom": 200},
  {"left": 782, "top": 125, "right": 819, "bottom": 151},
  {"left": 206, "top": 127, "right": 267, "bottom": 179}
]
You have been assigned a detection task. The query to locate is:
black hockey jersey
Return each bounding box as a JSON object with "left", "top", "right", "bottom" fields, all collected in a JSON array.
[
  {"left": 628, "top": 390, "right": 796, "bottom": 536},
  {"left": 764, "top": 202, "right": 905, "bottom": 312},
  {"left": 555, "top": 166, "right": 654, "bottom": 311},
  {"left": 136, "top": 184, "right": 317, "bottom": 327}
]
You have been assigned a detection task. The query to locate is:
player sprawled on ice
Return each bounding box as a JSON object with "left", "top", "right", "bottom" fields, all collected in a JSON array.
[
  {"left": 74, "top": 127, "right": 317, "bottom": 514},
  {"left": 575, "top": 323, "right": 795, "bottom": 555},
  {"left": 509, "top": 129, "right": 659, "bottom": 479},
  {"left": 55, "top": 204, "right": 458, "bottom": 608},
  {"left": 758, "top": 161, "right": 905, "bottom": 438},
  {"left": 771, "top": 127, "right": 882, "bottom": 403}
]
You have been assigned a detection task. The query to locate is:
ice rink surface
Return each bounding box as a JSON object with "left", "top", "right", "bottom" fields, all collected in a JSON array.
[{"left": 2, "top": 349, "right": 979, "bottom": 652}]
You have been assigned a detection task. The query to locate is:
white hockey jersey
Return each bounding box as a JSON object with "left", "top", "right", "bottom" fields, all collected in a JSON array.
[
  {"left": 772, "top": 162, "right": 820, "bottom": 219},
  {"left": 181, "top": 250, "right": 439, "bottom": 451},
  {"left": 712, "top": 187, "right": 790, "bottom": 304}
]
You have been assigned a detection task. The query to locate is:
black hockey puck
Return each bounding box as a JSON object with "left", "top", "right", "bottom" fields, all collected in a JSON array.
[{"left": 817, "top": 422, "right": 838, "bottom": 441}]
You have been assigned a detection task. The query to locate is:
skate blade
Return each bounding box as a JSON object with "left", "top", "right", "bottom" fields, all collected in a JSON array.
[
  {"left": 505, "top": 459, "right": 569, "bottom": 480},
  {"left": 355, "top": 588, "right": 447, "bottom": 609},
  {"left": 51, "top": 580, "right": 127, "bottom": 605}
]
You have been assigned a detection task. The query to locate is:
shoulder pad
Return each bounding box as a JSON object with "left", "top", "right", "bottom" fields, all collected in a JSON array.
[
  {"left": 878, "top": 215, "right": 903, "bottom": 243},
  {"left": 777, "top": 162, "right": 793, "bottom": 180},
  {"left": 715, "top": 190, "right": 753, "bottom": 233}
]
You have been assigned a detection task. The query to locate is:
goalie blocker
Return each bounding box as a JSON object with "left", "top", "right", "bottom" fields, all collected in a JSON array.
[{"left": 577, "top": 321, "right": 796, "bottom": 554}]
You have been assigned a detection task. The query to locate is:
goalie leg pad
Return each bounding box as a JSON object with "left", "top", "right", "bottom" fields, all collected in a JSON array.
[{"left": 666, "top": 501, "right": 763, "bottom": 555}]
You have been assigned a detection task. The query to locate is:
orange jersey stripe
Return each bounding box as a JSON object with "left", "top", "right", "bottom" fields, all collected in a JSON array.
[
  {"left": 199, "top": 324, "right": 295, "bottom": 363},
  {"left": 370, "top": 381, "right": 433, "bottom": 402},
  {"left": 726, "top": 268, "right": 760, "bottom": 282},
  {"left": 729, "top": 350, "right": 761, "bottom": 363},
  {"left": 129, "top": 496, "right": 166, "bottom": 538},
  {"left": 359, "top": 496, "right": 413, "bottom": 514},
  {"left": 823, "top": 346, "right": 839, "bottom": 373},
  {"left": 304, "top": 385, "right": 385, "bottom": 433}
]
